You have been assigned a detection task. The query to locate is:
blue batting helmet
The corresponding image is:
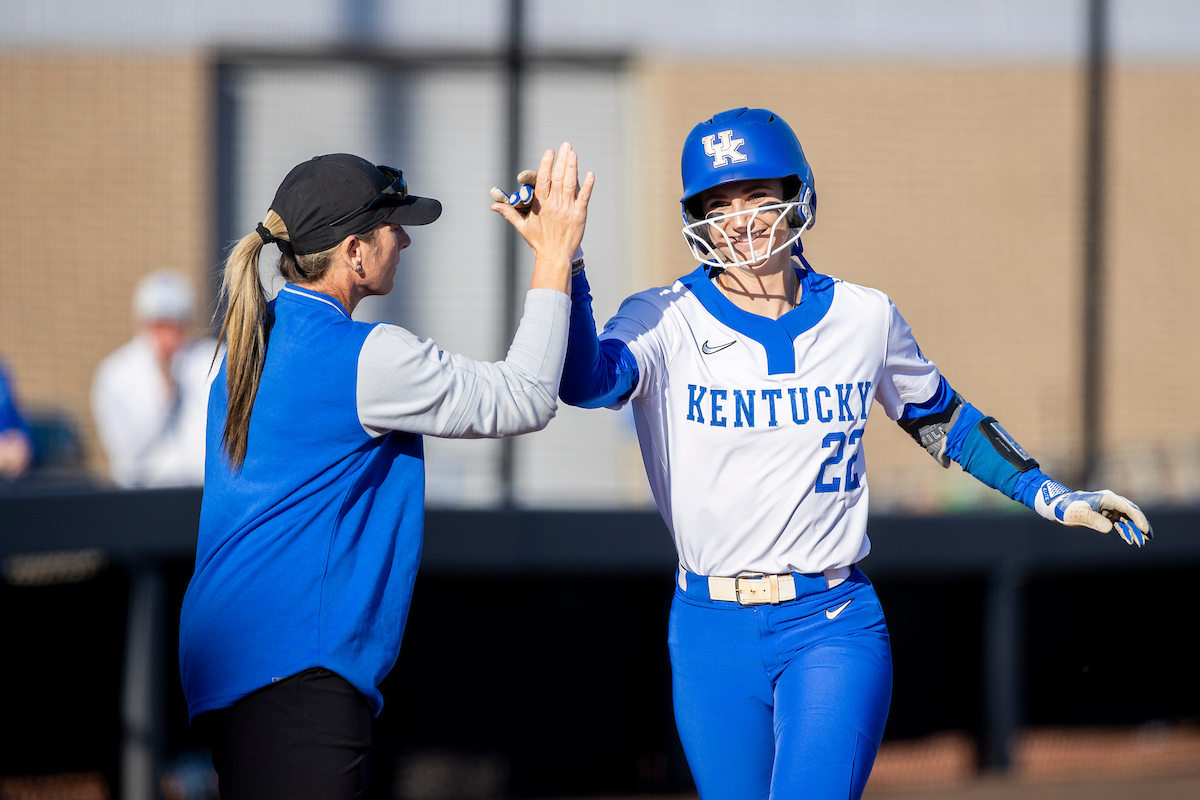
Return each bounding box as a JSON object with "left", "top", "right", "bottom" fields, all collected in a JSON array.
[{"left": 680, "top": 107, "right": 816, "bottom": 231}]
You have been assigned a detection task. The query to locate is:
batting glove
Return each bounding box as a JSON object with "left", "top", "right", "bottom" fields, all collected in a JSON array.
[{"left": 1033, "top": 480, "right": 1153, "bottom": 546}]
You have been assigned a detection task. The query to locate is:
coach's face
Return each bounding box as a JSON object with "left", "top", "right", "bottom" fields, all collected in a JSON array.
[
  {"left": 699, "top": 178, "right": 788, "bottom": 266},
  {"left": 361, "top": 222, "right": 411, "bottom": 296}
]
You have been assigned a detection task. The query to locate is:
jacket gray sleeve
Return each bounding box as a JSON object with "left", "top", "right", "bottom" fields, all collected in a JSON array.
[{"left": 356, "top": 288, "right": 570, "bottom": 439}]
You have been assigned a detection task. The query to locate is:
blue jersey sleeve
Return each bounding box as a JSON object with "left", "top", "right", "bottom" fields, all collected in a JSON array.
[
  {"left": 901, "top": 378, "right": 1049, "bottom": 509},
  {"left": 898, "top": 375, "right": 956, "bottom": 420},
  {"left": 559, "top": 271, "right": 640, "bottom": 409}
]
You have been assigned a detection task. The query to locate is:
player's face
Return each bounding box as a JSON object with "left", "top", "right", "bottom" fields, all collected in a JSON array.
[
  {"left": 698, "top": 178, "right": 789, "bottom": 266},
  {"left": 361, "top": 222, "right": 410, "bottom": 296}
]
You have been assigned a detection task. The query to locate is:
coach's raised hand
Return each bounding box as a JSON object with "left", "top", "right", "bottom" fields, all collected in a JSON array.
[{"left": 491, "top": 142, "right": 594, "bottom": 295}]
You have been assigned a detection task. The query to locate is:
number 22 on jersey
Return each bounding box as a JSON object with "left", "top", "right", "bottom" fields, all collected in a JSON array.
[{"left": 816, "top": 427, "right": 865, "bottom": 493}]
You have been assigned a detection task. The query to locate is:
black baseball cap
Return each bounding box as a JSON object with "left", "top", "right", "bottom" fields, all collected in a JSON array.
[{"left": 270, "top": 154, "right": 442, "bottom": 256}]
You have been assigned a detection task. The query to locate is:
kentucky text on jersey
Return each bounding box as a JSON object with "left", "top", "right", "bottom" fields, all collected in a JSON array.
[
  {"left": 686, "top": 382, "right": 873, "bottom": 427},
  {"left": 560, "top": 264, "right": 943, "bottom": 576}
]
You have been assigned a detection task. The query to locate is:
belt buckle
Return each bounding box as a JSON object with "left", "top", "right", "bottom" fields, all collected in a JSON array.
[{"left": 735, "top": 573, "right": 772, "bottom": 606}]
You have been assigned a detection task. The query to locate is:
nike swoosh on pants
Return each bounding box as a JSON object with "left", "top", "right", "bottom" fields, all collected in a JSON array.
[{"left": 825, "top": 599, "right": 853, "bottom": 620}]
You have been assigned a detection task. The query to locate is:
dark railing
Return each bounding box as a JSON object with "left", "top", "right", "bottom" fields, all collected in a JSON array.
[{"left": 3, "top": 486, "right": 1198, "bottom": 795}]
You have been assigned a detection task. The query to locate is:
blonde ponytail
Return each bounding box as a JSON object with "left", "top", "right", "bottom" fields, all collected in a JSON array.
[
  {"left": 216, "top": 210, "right": 286, "bottom": 470},
  {"left": 216, "top": 211, "right": 374, "bottom": 470}
]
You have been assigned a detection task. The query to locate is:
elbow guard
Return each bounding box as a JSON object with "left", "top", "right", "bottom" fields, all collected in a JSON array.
[
  {"left": 976, "top": 416, "right": 1039, "bottom": 472},
  {"left": 903, "top": 387, "right": 1047, "bottom": 507},
  {"left": 898, "top": 392, "right": 964, "bottom": 468}
]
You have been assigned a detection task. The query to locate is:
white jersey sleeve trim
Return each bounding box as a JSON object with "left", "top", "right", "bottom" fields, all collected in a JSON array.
[{"left": 356, "top": 288, "right": 570, "bottom": 439}]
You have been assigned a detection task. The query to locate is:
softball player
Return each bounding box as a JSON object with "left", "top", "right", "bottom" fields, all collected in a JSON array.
[{"left": 551, "top": 108, "right": 1151, "bottom": 800}]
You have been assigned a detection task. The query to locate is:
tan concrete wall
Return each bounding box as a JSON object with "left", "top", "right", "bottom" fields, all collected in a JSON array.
[
  {"left": 0, "top": 55, "right": 211, "bottom": 475},
  {"left": 2, "top": 55, "right": 1195, "bottom": 506},
  {"left": 1102, "top": 68, "right": 1200, "bottom": 501},
  {"left": 633, "top": 61, "right": 1200, "bottom": 509}
]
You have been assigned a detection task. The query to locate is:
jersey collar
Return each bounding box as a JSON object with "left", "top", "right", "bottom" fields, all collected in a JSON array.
[
  {"left": 678, "top": 262, "right": 835, "bottom": 375},
  {"left": 277, "top": 284, "right": 352, "bottom": 319}
]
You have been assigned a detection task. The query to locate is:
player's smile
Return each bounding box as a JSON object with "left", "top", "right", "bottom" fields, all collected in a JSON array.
[
  {"left": 729, "top": 224, "right": 775, "bottom": 248},
  {"left": 712, "top": 213, "right": 787, "bottom": 266},
  {"left": 698, "top": 178, "right": 792, "bottom": 266}
]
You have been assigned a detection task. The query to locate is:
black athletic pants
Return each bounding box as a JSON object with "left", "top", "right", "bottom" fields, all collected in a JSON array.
[{"left": 194, "top": 668, "right": 372, "bottom": 800}]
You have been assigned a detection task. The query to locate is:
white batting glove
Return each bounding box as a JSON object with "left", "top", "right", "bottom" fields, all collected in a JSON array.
[
  {"left": 1033, "top": 480, "right": 1153, "bottom": 547},
  {"left": 489, "top": 169, "right": 538, "bottom": 213}
]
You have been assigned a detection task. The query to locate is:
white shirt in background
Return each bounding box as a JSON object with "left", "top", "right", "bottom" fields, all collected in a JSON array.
[{"left": 92, "top": 334, "right": 221, "bottom": 488}]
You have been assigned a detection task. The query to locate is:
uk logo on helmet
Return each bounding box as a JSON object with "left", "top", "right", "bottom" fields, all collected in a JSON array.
[{"left": 702, "top": 130, "right": 748, "bottom": 168}]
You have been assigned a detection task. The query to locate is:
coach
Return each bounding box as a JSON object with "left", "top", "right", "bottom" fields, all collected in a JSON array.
[{"left": 179, "top": 146, "right": 592, "bottom": 799}]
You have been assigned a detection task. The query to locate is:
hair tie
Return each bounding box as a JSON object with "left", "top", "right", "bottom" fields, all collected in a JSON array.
[{"left": 257, "top": 223, "right": 297, "bottom": 262}]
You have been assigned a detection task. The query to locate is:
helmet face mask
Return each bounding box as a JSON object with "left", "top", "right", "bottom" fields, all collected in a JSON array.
[
  {"left": 679, "top": 108, "right": 816, "bottom": 273},
  {"left": 682, "top": 199, "right": 805, "bottom": 270}
]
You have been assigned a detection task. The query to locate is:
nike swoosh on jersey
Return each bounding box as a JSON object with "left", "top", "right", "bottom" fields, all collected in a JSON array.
[
  {"left": 701, "top": 340, "right": 736, "bottom": 355},
  {"left": 825, "top": 599, "right": 853, "bottom": 620}
]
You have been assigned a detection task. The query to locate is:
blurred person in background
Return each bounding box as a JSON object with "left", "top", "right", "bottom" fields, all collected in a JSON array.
[
  {"left": 558, "top": 107, "right": 1152, "bottom": 800},
  {"left": 0, "top": 360, "right": 34, "bottom": 481},
  {"left": 180, "top": 147, "right": 591, "bottom": 800},
  {"left": 91, "top": 271, "right": 219, "bottom": 487}
]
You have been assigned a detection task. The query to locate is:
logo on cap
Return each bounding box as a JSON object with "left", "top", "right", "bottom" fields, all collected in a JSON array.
[{"left": 702, "top": 130, "right": 748, "bottom": 168}]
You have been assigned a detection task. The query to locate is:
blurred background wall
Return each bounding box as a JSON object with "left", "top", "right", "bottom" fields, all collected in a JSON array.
[
  {"left": 4, "top": 3, "right": 1200, "bottom": 800},
  {"left": 2, "top": 0, "right": 1198, "bottom": 511},
  {"left": 0, "top": 56, "right": 212, "bottom": 479}
]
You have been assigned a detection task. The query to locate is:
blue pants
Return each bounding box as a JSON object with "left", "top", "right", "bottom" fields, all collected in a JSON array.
[{"left": 668, "top": 568, "right": 892, "bottom": 800}]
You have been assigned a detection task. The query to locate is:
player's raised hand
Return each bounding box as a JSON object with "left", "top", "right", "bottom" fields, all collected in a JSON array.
[
  {"left": 1034, "top": 482, "right": 1153, "bottom": 546},
  {"left": 491, "top": 143, "right": 594, "bottom": 293}
]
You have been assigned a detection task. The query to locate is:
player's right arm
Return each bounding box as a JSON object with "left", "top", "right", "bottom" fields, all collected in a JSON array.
[
  {"left": 488, "top": 162, "right": 645, "bottom": 410},
  {"left": 558, "top": 268, "right": 642, "bottom": 409}
]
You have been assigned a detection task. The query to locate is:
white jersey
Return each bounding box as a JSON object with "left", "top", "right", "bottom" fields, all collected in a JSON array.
[{"left": 599, "top": 267, "right": 941, "bottom": 576}]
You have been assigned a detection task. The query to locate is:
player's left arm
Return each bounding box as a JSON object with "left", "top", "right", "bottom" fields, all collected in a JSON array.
[{"left": 898, "top": 382, "right": 1153, "bottom": 546}]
